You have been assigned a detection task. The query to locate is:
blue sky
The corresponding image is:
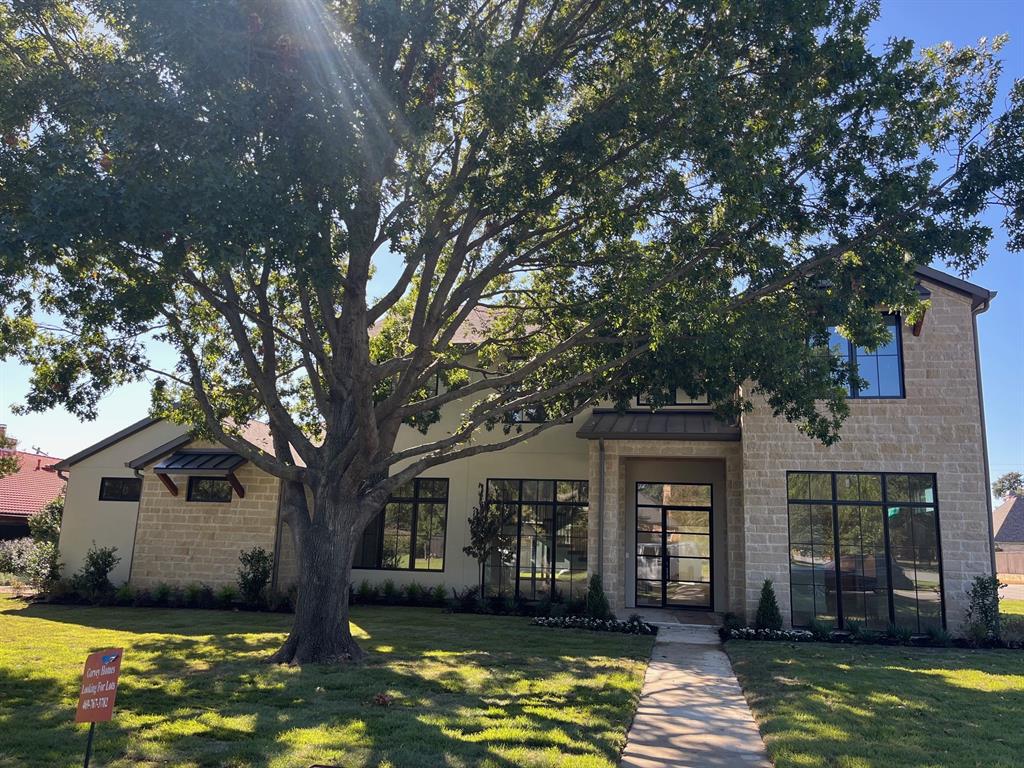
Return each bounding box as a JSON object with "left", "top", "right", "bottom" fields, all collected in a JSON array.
[{"left": 1, "top": 1, "right": 1021, "bottom": 493}]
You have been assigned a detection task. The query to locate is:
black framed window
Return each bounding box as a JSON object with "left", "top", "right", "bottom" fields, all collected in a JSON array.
[
  {"left": 635, "top": 483, "right": 713, "bottom": 609},
  {"left": 482, "top": 479, "right": 588, "bottom": 601},
  {"left": 828, "top": 314, "right": 904, "bottom": 398},
  {"left": 504, "top": 404, "right": 548, "bottom": 424},
  {"left": 355, "top": 478, "right": 448, "bottom": 571},
  {"left": 787, "top": 471, "right": 943, "bottom": 633},
  {"left": 98, "top": 476, "right": 142, "bottom": 502},
  {"left": 636, "top": 388, "right": 709, "bottom": 408},
  {"left": 187, "top": 477, "right": 233, "bottom": 503}
]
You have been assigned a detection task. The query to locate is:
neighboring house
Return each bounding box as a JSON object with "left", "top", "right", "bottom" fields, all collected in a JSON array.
[
  {"left": 0, "top": 445, "right": 65, "bottom": 540},
  {"left": 56, "top": 266, "right": 997, "bottom": 632},
  {"left": 993, "top": 495, "right": 1024, "bottom": 579}
]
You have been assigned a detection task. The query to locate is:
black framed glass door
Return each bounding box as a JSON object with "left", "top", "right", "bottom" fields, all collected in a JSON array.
[{"left": 635, "top": 483, "right": 713, "bottom": 609}]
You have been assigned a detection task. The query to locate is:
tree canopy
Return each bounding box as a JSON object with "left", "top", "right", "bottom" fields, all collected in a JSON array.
[
  {"left": 994, "top": 472, "right": 1024, "bottom": 500},
  {"left": 1, "top": 0, "right": 1021, "bottom": 662}
]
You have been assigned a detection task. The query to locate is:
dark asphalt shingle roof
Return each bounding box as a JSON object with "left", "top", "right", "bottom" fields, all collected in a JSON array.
[{"left": 994, "top": 496, "right": 1024, "bottom": 543}]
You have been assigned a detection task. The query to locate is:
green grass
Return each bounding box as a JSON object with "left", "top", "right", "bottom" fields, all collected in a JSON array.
[
  {"left": 728, "top": 641, "right": 1024, "bottom": 768},
  {"left": 0, "top": 596, "right": 652, "bottom": 768},
  {"left": 1000, "top": 598, "right": 1024, "bottom": 616}
]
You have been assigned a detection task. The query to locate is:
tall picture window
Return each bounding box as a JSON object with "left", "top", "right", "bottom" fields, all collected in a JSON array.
[
  {"left": 787, "top": 471, "right": 943, "bottom": 632},
  {"left": 354, "top": 478, "right": 448, "bottom": 571},
  {"left": 482, "top": 479, "right": 589, "bottom": 601}
]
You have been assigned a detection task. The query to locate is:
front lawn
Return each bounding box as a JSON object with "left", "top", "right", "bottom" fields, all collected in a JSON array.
[
  {"left": 728, "top": 641, "right": 1024, "bottom": 768},
  {"left": 0, "top": 596, "right": 652, "bottom": 768},
  {"left": 1001, "top": 598, "right": 1024, "bottom": 616}
]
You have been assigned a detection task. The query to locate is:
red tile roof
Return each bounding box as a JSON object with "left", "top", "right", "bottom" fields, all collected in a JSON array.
[{"left": 0, "top": 450, "right": 66, "bottom": 518}]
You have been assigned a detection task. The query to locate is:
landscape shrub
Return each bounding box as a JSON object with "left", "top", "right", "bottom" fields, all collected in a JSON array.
[
  {"left": 965, "top": 575, "right": 1002, "bottom": 645},
  {"left": 927, "top": 625, "right": 954, "bottom": 647},
  {"left": 724, "top": 620, "right": 976, "bottom": 648},
  {"left": 809, "top": 619, "right": 834, "bottom": 641},
  {"left": 237, "top": 546, "right": 273, "bottom": 609},
  {"left": 449, "top": 585, "right": 484, "bottom": 613},
  {"left": 727, "top": 627, "right": 815, "bottom": 642},
  {"left": 267, "top": 586, "right": 295, "bottom": 613},
  {"left": 73, "top": 545, "right": 120, "bottom": 600},
  {"left": 183, "top": 582, "right": 216, "bottom": 609},
  {"left": 0, "top": 538, "right": 31, "bottom": 574},
  {"left": 216, "top": 584, "right": 239, "bottom": 609},
  {"left": 584, "top": 574, "right": 613, "bottom": 620},
  {"left": 28, "top": 494, "right": 63, "bottom": 545},
  {"left": 23, "top": 540, "right": 61, "bottom": 589},
  {"left": 532, "top": 614, "right": 657, "bottom": 635},
  {"left": 754, "top": 579, "right": 783, "bottom": 631},
  {"left": 403, "top": 582, "right": 424, "bottom": 605},
  {"left": 429, "top": 584, "right": 447, "bottom": 606},
  {"left": 153, "top": 582, "right": 173, "bottom": 606},
  {"left": 114, "top": 583, "right": 135, "bottom": 606},
  {"left": 381, "top": 578, "right": 400, "bottom": 605}
]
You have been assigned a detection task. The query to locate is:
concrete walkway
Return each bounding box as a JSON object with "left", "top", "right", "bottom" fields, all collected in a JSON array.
[{"left": 620, "top": 624, "right": 771, "bottom": 768}]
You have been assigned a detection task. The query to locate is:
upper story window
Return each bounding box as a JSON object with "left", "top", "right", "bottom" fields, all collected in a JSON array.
[
  {"left": 829, "top": 314, "right": 904, "bottom": 399},
  {"left": 98, "top": 476, "right": 142, "bottom": 502},
  {"left": 636, "top": 388, "right": 709, "bottom": 408}
]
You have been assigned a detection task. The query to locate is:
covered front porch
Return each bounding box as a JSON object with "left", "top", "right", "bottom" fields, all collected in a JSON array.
[{"left": 577, "top": 409, "right": 747, "bottom": 618}]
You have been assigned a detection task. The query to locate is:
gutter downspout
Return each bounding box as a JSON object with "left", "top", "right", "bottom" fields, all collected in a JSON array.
[
  {"left": 972, "top": 294, "right": 997, "bottom": 580},
  {"left": 125, "top": 465, "right": 146, "bottom": 585},
  {"left": 598, "top": 438, "right": 606, "bottom": 576}
]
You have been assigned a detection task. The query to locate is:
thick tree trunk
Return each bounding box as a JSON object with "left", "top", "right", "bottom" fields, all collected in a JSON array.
[{"left": 269, "top": 491, "right": 367, "bottom": 665}]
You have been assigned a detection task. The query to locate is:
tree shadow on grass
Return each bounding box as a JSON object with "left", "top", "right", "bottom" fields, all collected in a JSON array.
[
  {"left": 729, "top": 644, "right": 1024, "bottom": 768},
  {"left": 0, "top": 606, "right": 645, "bottom": 768},
  {"left": 1, "top": 601, "right": 295, "bottom": 637}
]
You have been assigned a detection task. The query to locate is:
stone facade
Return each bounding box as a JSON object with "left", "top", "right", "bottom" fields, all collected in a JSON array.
[
  {"left": 130, "top": 442, "right": 281, "bottom": 588},
  {"left": 75, "top": 271, "right": 992, "bottom": 636},
  {"left": 588, "top": 439, "right": 745, "bottom": 614},
  {"left": 740, "top": 282, "right": 992, "bottom": 630}
]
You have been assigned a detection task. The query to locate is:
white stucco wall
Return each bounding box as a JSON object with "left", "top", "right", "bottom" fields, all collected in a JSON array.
[{"left": 57, "top": 420, "right": 188, "bottom": 584}]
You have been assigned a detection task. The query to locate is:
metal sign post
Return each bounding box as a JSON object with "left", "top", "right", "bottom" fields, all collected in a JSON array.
[{"left": 75, "top": 648, "right": 124, "bottom": 768}]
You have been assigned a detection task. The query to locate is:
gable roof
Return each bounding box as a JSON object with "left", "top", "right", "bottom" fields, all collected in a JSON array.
[
  {"left": 0, "top": 450, "right": 65, "bottom": 518},
  {"left": 126, "top": 420, "right": 301, "bottom": 470},
  {"left": 914, "top": 265, "right": 994, "bottom": 311},
  {"left": 51, "top": 417, "right": 161, "bottom": 471},
  {"left": 994, "top": 496, "right": 1024, "bottom": 543}
]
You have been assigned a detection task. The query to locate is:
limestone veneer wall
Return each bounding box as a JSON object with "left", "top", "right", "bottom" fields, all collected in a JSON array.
[
  {"left": 130, "top": 443, "right": 281, "bottom": 588},
  {"left": 588, "top": 439, "right": 745, "bottom": 613},
  {"left": 740, "top": 281, "right": 992, "bottom": 631}
]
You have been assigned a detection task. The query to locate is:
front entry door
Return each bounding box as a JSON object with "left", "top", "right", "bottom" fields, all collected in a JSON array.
[{"left": 635, "top": 482, "right": 713, "bottom": 609}]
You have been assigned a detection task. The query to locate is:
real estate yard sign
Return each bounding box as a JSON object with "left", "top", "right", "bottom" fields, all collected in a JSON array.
[{"left": 76, "top": 648, "right": 123, "bottom": 767}]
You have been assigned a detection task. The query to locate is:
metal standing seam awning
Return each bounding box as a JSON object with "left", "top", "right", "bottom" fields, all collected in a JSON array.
[
  {"left": 151, "top": 450, "right": 248, "bottom": 498},
  {"left": 575, "top": 409, "right": 741, "bottom": 441}
]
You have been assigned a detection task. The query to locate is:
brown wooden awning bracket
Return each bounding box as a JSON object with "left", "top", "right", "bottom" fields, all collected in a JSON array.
[
  {"left": 226, "top": 471, "right": 246, "bottom": 499},
  {"left": 156, "top": 472, "right": 178, "bottom": 497},
  {"left": 912, "top": 309, "right": 926, "bottom": 337}
]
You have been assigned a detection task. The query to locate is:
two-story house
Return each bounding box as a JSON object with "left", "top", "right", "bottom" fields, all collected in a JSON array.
[{"left": 55, "top": 265, "right": 996, "bottom": 631}]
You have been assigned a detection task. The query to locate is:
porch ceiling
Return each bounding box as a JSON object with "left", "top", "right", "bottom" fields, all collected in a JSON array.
[{"left": 576, "top": 409, "right": 740, "bottom": 441}]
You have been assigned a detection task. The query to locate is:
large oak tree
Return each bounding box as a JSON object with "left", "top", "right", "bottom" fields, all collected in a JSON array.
[{"left": 1, "top": 0, "right": 1021, "bottom": 663}]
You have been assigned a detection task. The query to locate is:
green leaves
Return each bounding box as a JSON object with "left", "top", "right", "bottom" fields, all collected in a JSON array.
[{"left": 0, "top": 0, "right": 1020, "bottom": 488}]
